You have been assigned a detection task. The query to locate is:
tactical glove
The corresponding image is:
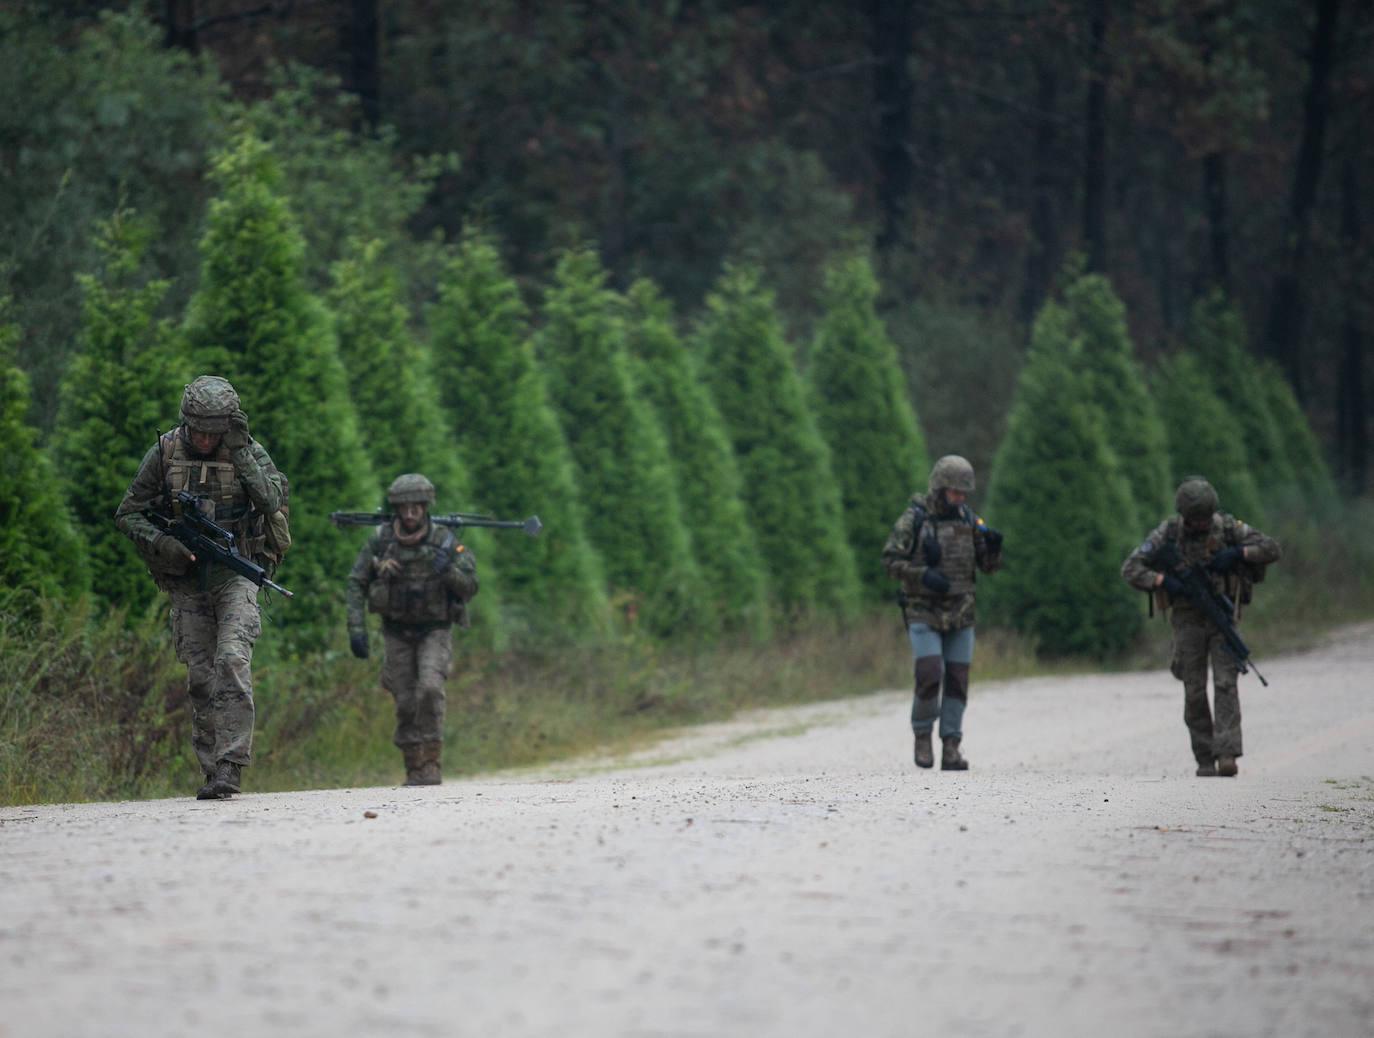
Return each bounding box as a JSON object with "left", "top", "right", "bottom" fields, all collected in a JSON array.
[
  {"left": 223, "top": 409, "right": 253, "bottom": 451},
  {"left": 921, "top": 568, "right": 951, "bottom": 594},
  {"left": 154, "top": 533, "right": 194, "bottom": 575},
  {"left": 349, "top": 630, "right": 370, "bottom": 660},
  {"left": 1160, "top": 573, "right": 1186, "bottom": 597},
  {"left": 922, "top": 534, "right": 942, "bottom": 568},
  {"left": 1207, "top": 546, "right": 1244, "bottom": 573},
  {"left": 982, "top": 525, "right": 1004, "bottom": 551}
]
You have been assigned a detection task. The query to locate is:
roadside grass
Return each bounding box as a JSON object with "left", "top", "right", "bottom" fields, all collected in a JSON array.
[{"left": 3, "top": 494, "right": 1371, "bottom": 807}]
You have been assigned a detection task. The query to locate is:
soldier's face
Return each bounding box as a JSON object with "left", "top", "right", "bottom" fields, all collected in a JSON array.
[
  {"left": 944, "top": 489, "right": 967, "bottom": 507},
  {"left": 188, "top": 428, "right": 222, "bottom": 455},
  {"left": 397, "top": 502, "right": 427, "bottom": 532},
  {"left": 1185, "top": 515, "right": 1211, "bottom": 534}
]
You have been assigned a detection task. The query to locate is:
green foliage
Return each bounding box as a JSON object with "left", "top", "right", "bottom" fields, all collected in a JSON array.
[
  {"left": 808, "top": 252, "right": 929, "bottom": 597},
  {"left": 694, "top": 264, "right": 863, "bottom": 619},
  {"left": 0, "top": 315, "right": 90, "bottom": 609},
  {"left": 0, "top": 592, "right": 185, "bottom": 806},
  {"left": 1186, "top": 290, "right": 1297, "bottom": 494},
  {"left": 427, "top": 227, "right": 610, "bottom": 645},
  {"left": 182, "top": 130, "right": 377, "bottom": 642},
  {"left": 624, "top": 279, "right": 771, "bottom": 637},
  {"left": 982, "top": 301, "right": 1142, "bottom": 658},
  {"left": 235, "top": 62, "right": 454, "bottom": 300},
  {"left": 53, "top": 209, "right": 189, "bottom": 615},
  {"left": 1062, "top": 273, "right": 1172, "bottom": 526},
  {"left": 1254, "top": 360, "right": 1339, "bottom": 504},
  {"left": 0, "top": 6, "right": 224, "bottom": 429},
  {"left": 537, "top": 248, "right": 709, "bottom": 636},
  {"left": 1151, "top": 350, "right": 1265, "bottom": 523},
  {"left": 880, "top": 281, "right": 1022, "bottom": 484}
]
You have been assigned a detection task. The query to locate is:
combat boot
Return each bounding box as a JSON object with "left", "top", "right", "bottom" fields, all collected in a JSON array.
[
  {"left": 941, "top": 737, "right": 969, "bottom": 771},
  {"left": 1216, "top": 755, "right": 1238, "bottom": 777},
  {"left": 417, "top": 741, "right": 443, "bottom": 785},
  {"left": 401, "top": 745, "right": 426, "bottom": 786},
  {"left": 195, "top": 772, "right": 219, "bottom": 800},
  {"left": 913, "top": 731, "right": 934, "bottom": 769},
  {"left": 210, "top": 759, "right": 241, "bottom": 797}
]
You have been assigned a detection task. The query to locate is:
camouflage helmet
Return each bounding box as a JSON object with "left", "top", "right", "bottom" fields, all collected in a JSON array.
[
  {"left": 387, "top": 473, "right": 435, "bottom": 506},
  {"left": 1175, "top": 476, "right": 1218, "bottom": 520},
  {"left": 928, "top": 454, "right": 976, "bottom": 494},
  {"left": 179, "top": 375, "right": 240, "bottom": 434}
]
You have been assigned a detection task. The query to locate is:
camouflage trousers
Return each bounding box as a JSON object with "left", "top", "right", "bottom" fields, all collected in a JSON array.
[
  {"left": 380, "top": 626, "right": 452, "bottom": 748},
  {"left": 167, "top": 576, "right": 261, "bottom": 774},
  {"left": 1170, "top": 608, "right": 1242, "bottom": 764}
]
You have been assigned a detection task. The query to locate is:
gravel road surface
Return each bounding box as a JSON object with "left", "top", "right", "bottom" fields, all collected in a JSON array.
[{"left": 3, "top": 623, "right": 1372, "bottom": 1038}]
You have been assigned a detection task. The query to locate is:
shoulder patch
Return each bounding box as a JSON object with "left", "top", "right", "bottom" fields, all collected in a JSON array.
[{"left": 1138, "top": 539, "right": 1155, "bottom": 555}]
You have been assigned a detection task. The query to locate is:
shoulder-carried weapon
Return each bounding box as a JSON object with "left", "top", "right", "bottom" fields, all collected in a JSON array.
[
  {"left": 1151, "top": 539, "right": 1265, "bottom": 686},
  {"left": 145, "top": 491, "right": 293, "bottom": 597},
  {"left": 328, "top": 510, "right": 542, "bottom": 536}
]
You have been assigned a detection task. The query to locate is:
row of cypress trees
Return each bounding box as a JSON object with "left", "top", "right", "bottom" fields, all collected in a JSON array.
[{"left": 1, "top": 128, "right": 1333, "bottom": 661}]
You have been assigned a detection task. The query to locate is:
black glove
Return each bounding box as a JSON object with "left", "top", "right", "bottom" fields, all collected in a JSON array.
[
  {"left": 1207, "top": 546, "right": 1244, "bottom": 573},
  {"left": 922, "top": 534, "right": 942, "bottom": 568},
  {"left": 154, "top": 533, "right": 194, "bottom": 575},
  {"left": 223, "top": 409, "right": 252, "bottom": 451},
  {"left": 1160, "top": 573, "right": 1186, "bottom": 597},
  {"left": 349, "top": 630, "right": 369, "bottom": 659},
  {"left": 921, "top": 568, "right": 951, "bottom": 594},
  {"left": 982, "top": 525, "right": 1003, "bottom": 551}
]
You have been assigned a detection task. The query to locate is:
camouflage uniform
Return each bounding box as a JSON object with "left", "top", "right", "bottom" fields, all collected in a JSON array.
[
  {"left": 346, "top": 474, "right": 478, "bottom": 785},
  {"left": 114, "top": 376, "right": 287, "bottom": 798},
  {"left": 882, "top": 455, "right": 1002, "bottom": 770},
  {"left": 1121, "top": 477, "right": 1281, "bottom": 776}
]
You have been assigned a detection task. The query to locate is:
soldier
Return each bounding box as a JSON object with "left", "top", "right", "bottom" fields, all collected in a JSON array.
[
  {"left": 882, "top": 455, "right": 1003, "bottom": 770},
  {"left": 115, "top": 375, "right": 288, "bottom": 800},
  {"left": 346, "top": 473, "right": 479, "bottom": 786},
  {"left": 1122, "top": 476, "right": 1281, "bottom": 777}
]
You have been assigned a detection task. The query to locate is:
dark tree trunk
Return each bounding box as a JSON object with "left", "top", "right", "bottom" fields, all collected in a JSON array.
[
  {"left": 1020, "top": 62, "right": 1062, "bottom": 324},
  {"left": 1338, "top": 154, "right": 1367, "bottom": 494},
  {"left": 1202, "top": 152, "right": 1230, "bottom": 293},
  {"left": 872, "top": 0, "right": 915, "bottom": 252},
  {"left": 342, "top": 0, "right": 381, "bottom": 131},
  {"left": 1082, "top": 0, "right": 1109, "bottom": 273},
  {"left": 1262, "top": 0, "right": 1340, "bottom": 397},
  {"left": 164, "top": 0, "right": 198, "bottom": 53}
]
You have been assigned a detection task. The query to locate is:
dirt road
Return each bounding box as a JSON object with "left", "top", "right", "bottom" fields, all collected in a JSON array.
[{"left": 3, "top": 623, "right": 1372, "bottom": 1038}]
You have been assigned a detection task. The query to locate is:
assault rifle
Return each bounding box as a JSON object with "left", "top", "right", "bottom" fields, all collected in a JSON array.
[
  {"left": 328, "top": 510, "right": 542, "bottom": 536},
  {"left": 1151, "top": 540, "right": 1266, "bottom": 686},
  {"left": 145, "top": 491, "right": 293, "bottom": 598}
]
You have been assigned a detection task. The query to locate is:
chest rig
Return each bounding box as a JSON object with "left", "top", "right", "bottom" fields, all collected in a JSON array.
[
  {"left": 160, "top": 429, "right": 267, "bottom": 559},
  {"left": 366, "top": 522, "right": 465, "bottom": 627},
  {"left": 912, "top": 499, "right": 979, "bottom": 595}
]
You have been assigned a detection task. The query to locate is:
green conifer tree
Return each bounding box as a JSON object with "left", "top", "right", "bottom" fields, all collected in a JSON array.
[
  {"left": 1255, "top": 360, "right": 1338, "bottom": 503},
  {"left": 537, "top": 248, "right": 708, "bottom": 636},
  {"left": 182, "top": 130, "right": 377, "bottom": 640},
  {"left": 982, "top": 301, "right": 1141, "bottom": 658},
  {"left": 53, "top": 209, "right": 188, "bottom": 615},
  {"left": 1151, "top": 351, "right": 1265, "bottom": 523},
  {"left": 0, "top": 312, "right": 89, "bottom": 609},
  {"left": 1063, "top": 273, "right": 1171, "bottom": 527},
  {"left": 329, "top": 236, "right": 502, "bottom": 645},
  {"left": 1186, "top": 290, "right": 1297, "bottom": 495},
  {"left": 624, "top": 279, "right": 771, "bottom": 637},
  {"left": 694, "top": 264, "right": 863, "bottom": 619},
  {"left": 427, "top": 228, "right": 609, "bottom": 645},
  {"left": 808, "top": 252, "right": 929, "bottom": 598}
]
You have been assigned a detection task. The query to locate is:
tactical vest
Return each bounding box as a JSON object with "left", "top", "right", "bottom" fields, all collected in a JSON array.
[
  {"left": 159, "top": 430, "right": 270, "bottom": 561},
  {"left": 1158, "top": 512, "right": 1257, "bottom": 611},
  {"left": 910, "top": 500, "right": 980, "bottom": 595},
  {"left": 365, "top": 523, "right": 467, "bottom": 627}
]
